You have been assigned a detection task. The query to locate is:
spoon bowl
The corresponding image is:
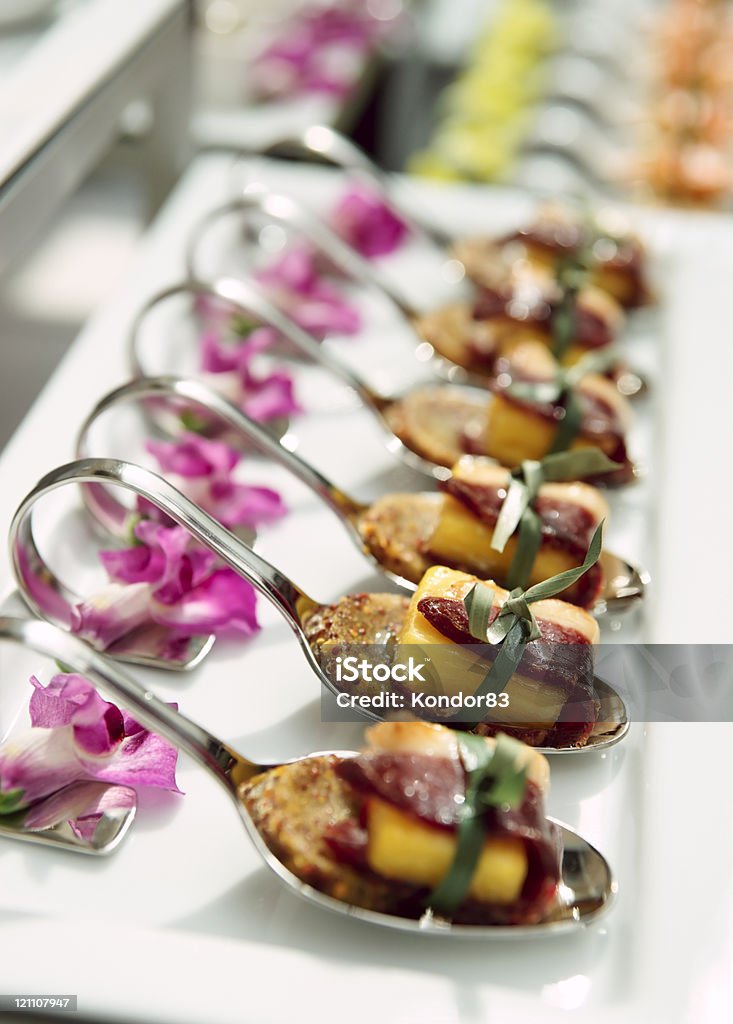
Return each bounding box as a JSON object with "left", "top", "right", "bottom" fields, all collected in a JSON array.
[
  {"left": 0, "top": 778, "right": 136, "bottom": 856},
  {"left": 0, "top": 616, "right": 617, "bottom": 933},
  {"left": 10, "top": 458, "right": 631, "bottom": 753}
]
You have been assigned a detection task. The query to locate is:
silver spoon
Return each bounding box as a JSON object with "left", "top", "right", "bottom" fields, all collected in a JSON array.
[
  {"left": 75, "top": 374, "right": 648, "bottom": 617},
  {"left": 0, "top": 615, "right": 616, "bottom": 931},
  {"left": 257, "top": 123, "right": 454, "bottom": 248},
  {"left": 9, "top": 457, "right": 630, "bottom": 753},
  {"left": 128, "top": 276, "right": 491, "bottom": 482},
  {"left": 130, "top": 276, "right": 642, "bottom": 482},
  {"left": 6, "top": 435, "right": 216, "bottom": 673},
  {"left": 185, "top": 187, "right": 422, "bottom": 320},
  {"left": 245, "top": 129, "right": 645, "bottom": 328},
  {"left": 519, "top": 102, "right": 628, "bottom": 195},
  {"left": 541, "top": 53, "right": 630, "bottom": 125},
  {"left": 185, "top": 188, "right": 646, "bottom": 397},
  {"left": 185, "top": 188, "right": 482, "bottom": 389},
  {"left": 256, "top": 118, "right": 621, "bottom": 226},
  {"left": 555, "top": 3, "right": 641, "bottom": 79}
]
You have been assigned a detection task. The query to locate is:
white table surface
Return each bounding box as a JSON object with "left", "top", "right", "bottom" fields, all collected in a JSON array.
[
  {"left": 0, "top": 0, "right": 183, "bottom": 186},
  {"left": 0, "top": 0, "right": 189, "bottom": 272}
]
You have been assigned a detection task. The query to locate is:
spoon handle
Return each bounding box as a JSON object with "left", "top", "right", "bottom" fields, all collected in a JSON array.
[
  {"left": 9, "top": 458, "right": 313, "bottom": 643},
  {"left": 0, "top": 615, "right": 246, "bottom": 791},
  {"left": 185, "top": 190, "right": 418, "bottom": 320},
  {"left": 258, "top": 125, "right": 454, "bottom": 249},
  {"left": 128, "top": 277, "right": 387, "bottom": 412},
  {"left": 75, "top": 375, "right": 364, "bottom": 531}
]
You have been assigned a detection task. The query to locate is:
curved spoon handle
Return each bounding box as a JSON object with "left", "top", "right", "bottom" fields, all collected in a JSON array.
[
  {"left": 258, "top": 124, "right": 453, "bottom": 248},
  {"left": 185, "top": 190, "right": 418, "bottom": 320},
  {"left": 520, "top": 103, "right": 622, "bottom": 192},
  {"left": 128, "top": 277, "right": 387, "bottom": 411},
  {"left": 0, "top": 615, "right": 249, "bottom": 792},
  {"left": 75, "top": 375, "right": 365, "bottom": 536},
  {"left": 9, "top": 458, "right": 313, "bottom": 649}
]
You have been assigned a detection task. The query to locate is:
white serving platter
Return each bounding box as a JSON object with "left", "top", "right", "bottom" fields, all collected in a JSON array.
[{"left": 0, "top": 155, "right": 731, "bottom": 1023}]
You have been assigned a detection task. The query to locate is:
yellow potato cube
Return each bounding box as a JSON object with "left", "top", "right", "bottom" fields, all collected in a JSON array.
[
  {"left": 366, "top": 797, "right": 527, "bottom": 905},
  {"left": 484, "top": 372, "right": 630, "bottom": 466},
  {"left": 485, "top": 394, "right": 557, "bottom": 464},
  {"left": 427, "top": 495, "right": 577, "bottom": 582},
  {"left": 396, "top": 565, "right": 597, "bottom": 728}
]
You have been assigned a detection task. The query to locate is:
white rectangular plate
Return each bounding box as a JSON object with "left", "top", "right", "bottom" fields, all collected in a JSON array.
[{"left": 0, "top": 156, "right": 731, "bottom": 1024}]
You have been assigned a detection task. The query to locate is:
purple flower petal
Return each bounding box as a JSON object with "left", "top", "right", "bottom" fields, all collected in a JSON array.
[
  {"left": 257, "top": 245, "right": 319, "bottom": 295},
  {"left": 150, "top": 567, "right": 260, "bottom": 637},
  {"left": 100, "top": 545, "right": 165, "bottom": 585},
  {"left": 72, "top": 424, "right": 286, "bottom": 651},
  {"left": 199, "top": 330, "right": 300, "bottom": 423},
  {"left": 22, "top": 781, "right": 136, "bottom": 839},
  {"left": 28, "top": 673, "right": 89, "bottom": 728},
  {"left": 0, "top": 728, "right": 86, "bottom": 808},
  {"left": 133, "top": 522, "right": 216, "bottom": 598},
  {"left": 142, "top": 434, "right": 288, "bottom": 531},
  {"left": 146, "top": 433, "right": 238, "bottom": 478},
  {"left": 30, "top": 674, "right": 125, "bottom": 758},
  {"left": 291, "top": 297, "right": 362, "bottom": 336},
  {"left": 200, "top": 329, "right": 239, "bottom": 374},
  {"left": 0, "top": 674, "right": 183, "bottom": 814},
  {"left": 73, "top": 514, "right": 267, "bottom": 650},
  {"left": 200, "top": 328, "right": 277, "bottom": 376},
  {"left": 252, "top": 7, "right": 385, "bottom": 98},
  {"left": 255, "top": 245, "right": 362, "bottom": 339},
  {"left": 70, "top": 583, "right": 153, "bottom": 649},
  {"left": 90, "top": 721, "right": 182, "bottom": 793},
  {"left": 331, "top": 186, "right": 409, "bottom": 258},
  {"left": 208, "top": 481, "right": 287, "bottom": 530},
  {"left": 241, "top": 326, "right": 280, "bottom": 353},
  {"left": 240, "top": 370, "right": 300, "bottom": 422}
]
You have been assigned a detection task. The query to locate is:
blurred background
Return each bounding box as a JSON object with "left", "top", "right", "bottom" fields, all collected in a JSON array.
[{"left": 0, "top": 0, "right": 727, "bottom": 449}]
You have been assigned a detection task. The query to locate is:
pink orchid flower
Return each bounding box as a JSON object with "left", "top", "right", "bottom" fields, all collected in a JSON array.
[
  {"left": 139, "top": 432, "right": 287, "bottom": 531},
  {"left": 71, "top": 520, "right": 260, "bottom": 651},
  {"left": 330, "top": 185, "right": 409, "bottom": 258},
  {"left": 0, "top": 674, "right": 181, "bottom": 834},
  {"left": 199, "top": 329, "right": 301, "bottom": 423},
  {"left": 255, "top": 244, "right": 361, "bottom": 338},
  {"left": 251, "top": 6, "right": 385, "bottom": 99}
]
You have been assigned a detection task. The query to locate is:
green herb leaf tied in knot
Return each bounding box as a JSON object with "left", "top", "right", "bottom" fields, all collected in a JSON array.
[
  {"left": 425, "top": 523, "right": 604, "bottom": 911},
  {"left": 427, "top": 732, "right": 528, "bottom": 915},
  {"left": 458, "top": 521, "right": 604, "bottom": 703},
  {"left": 492, "top": 448, "right": 621, "bottom": 589},
  {"left": 551, "top": 254, "right": 589, "bottom": 360},
  {"left": 506, "top": 346, "right": 620, "bottom": 455}
]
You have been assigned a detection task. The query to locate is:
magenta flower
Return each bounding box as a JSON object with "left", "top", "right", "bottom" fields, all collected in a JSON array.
[
  {"left": 71, "top": 520, "right": 260, "bottom": 652},
  {"left": 199, "top": 330, "right": 300, "bottom": 424},
  {"left": 251, "top": 6, "right": 386, "bottom": 99},
  {"left": 255, "top": 245, "right": 362, "bottom": 338},
  {"left": 0, "top": 673, "right": 181, "bottom": 829},
  {"left": 330, "top": 186, "right": 409, "bottom": 258},
  {"left": 70, "top": 422, "right": 285, "bottom": 660},
  {"left": 200, "top": 324, "right": 276, "bottom": 370},
  {"left": 140, "top": 432, "right": 287, "bottom": 531}
]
